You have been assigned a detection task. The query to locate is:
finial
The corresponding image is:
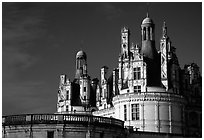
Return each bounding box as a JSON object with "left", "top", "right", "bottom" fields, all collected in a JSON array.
[
  {"left": 162, "top": 20, "right": 167, "bottom": 37},
  {"left": 146, "top": 2, "right": 149, "bottom": 17}
]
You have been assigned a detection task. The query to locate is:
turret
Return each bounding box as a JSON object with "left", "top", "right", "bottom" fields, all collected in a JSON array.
[
  {"left": 141, "top": 13, "right": 157, "bottom": 60},
  {"left": 141, "top": 13, "right": 160, "bottom": 86},
  {"left": 75, "top": 50, "right": 87, "bottom": 83}
]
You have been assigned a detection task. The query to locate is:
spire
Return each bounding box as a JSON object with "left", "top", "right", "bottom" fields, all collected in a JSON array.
[
  {"left": 146, "top": 2, "right": 149, "bottom": 18},
  {"left": 162, "top": 20, "right": 167, "bottom": 37},
  {"left": 147, "top": 12, "right": 149, "bottom": 18}
]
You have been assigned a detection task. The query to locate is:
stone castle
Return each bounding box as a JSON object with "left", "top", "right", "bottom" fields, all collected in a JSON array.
[
  {"left": 56, "top": 13, "right": 202, "bottom": 136},
  {"left": 2, "top": 13, "right": 201, "bottom": 138}
]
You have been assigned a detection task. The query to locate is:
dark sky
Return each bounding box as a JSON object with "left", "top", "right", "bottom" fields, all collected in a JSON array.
[{"left": 2, "top": 2, "right": 202, "bottom": 115}]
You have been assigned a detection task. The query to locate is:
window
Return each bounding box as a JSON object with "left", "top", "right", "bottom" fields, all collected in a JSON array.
[
  {"left": 47, "top": 131, "right": 54, "bottom": 138},
  {"left": 84, "top": 87, "right": 86, "bottom": 92},
  {"left": 66, "top": 90, "right": 69, "bottom": 100},
  {"left": 124, "top": 105, "right": 127, "bottom": 121},
  {"left": 66, "top": 105, "right": 69, "bottom": 112},
  {"left": 143, "top": 27, "right": 146, "bottom": 40},
  {"left": 133, "top": 67, "right": 141, "bottom": 80},
  {"left": 132, "top": 104, "right": 139, "bottom": 120},
  {"left": 100, "top": 132, "right": 104, "bottom": 138},
  {"left": 104, "top": 104, "right": 106, "bottom": 109},
  {"left": 134, "top": 86, "right": 141, "bottom": 93}
]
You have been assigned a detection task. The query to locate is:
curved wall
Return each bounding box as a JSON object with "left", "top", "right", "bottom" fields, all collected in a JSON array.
[{"left": 113, "top": 90, "right": 185, "bottom": 134}]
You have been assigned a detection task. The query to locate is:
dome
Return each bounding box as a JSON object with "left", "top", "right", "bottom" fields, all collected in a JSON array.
[
  {"left": 76, "top": 50, "right": 87, "bottom": 59},
  {"left": 142, "top": 13, "right": 153, "bottom": 24},
  {"left": 142, "top": 17, "right": 153, "bottom": 24}
]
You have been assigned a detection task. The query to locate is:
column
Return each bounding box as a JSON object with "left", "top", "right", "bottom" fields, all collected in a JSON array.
[
  {"left": 150, "top": 27, "right": 152, "bottom": 40},
  {"left": 146, "top": 27, "right": 149, "bottom": 40}
]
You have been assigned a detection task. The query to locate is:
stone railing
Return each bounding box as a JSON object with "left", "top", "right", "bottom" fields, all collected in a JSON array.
[{"left": 2, "top": 113, "right": 124, "bottom": 128}]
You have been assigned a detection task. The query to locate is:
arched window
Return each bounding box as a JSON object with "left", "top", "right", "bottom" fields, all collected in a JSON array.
[{"left": 143, "top": 27, "right": 146, "bottom": 40}]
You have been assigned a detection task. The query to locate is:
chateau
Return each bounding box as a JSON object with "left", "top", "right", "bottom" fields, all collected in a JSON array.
[
  {"left": 3, "top": 13, "right": 201, "bottom": 138},
  {"left": 56, "top": 13, "right": 202, "bottom": 136}
]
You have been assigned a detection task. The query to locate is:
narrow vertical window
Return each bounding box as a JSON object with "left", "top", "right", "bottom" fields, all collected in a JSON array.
[
  {"left": 143, "top": 27, "right": 146, "bottom": 40},
  {"left": 84, "top": 87, "right": 86, "bottom": 92},
  {"left": 133, "top": 67, "right": 141, "bottom": 80},
  {"left": 124, "top": 105, "right": 127, "bottom": 121},
  {"left": 132, "top": 104, "right": 139, "bottom": 120},
  {"left": 66, "top": 90, "right": 69, "bottom": 100},
  {"left": 66, "top": 105, "right": 69, "bottom": 112}
]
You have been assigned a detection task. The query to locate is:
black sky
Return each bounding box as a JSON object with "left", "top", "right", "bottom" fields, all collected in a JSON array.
[{"left": 2, "top": 2, "right": 202, "bottom": 115}]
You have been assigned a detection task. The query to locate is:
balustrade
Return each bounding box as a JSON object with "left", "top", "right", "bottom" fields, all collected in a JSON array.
[{"left": 2, "top": 114, "right": 124, "bottom": 128}]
